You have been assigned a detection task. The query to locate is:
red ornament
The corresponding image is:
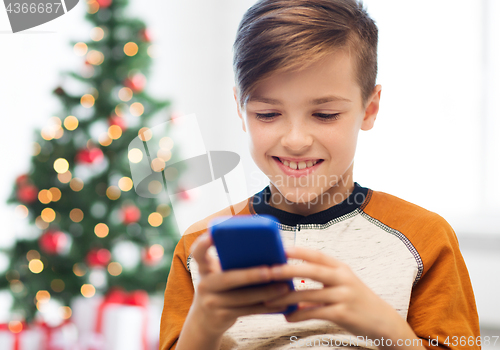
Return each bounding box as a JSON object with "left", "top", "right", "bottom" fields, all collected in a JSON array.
[
  {"left": 75, "top": 148, "right": 104, "bottom": 164},
  {"left": 108, "top": 115, "right": 127, "bottom": 131},
  {"left": 39, "top": 230, "right": 68, "bottom": 255},
  {"left": 121, "top": 205, "right": 141, "bottom": 225},
  {"left": 139, "top": 28, "right": 152, "bottom": 42},
  {"left": 123, "top": 73, "right": 146, "bottom": 93},
  {"left": 16, "top": 174, "right": 30, "bottom": 186},
  {"left": 86, "top": 248, "right": 111, "bottom": 267},
  {"left": 17, "top": 184, "right": 38, "bottom": 204},
  {"left": 96, "top": 0, "right": 112, "bottom": 8},
  {"left": 142, "top": 245, "right": 163, "bottom": 266}
]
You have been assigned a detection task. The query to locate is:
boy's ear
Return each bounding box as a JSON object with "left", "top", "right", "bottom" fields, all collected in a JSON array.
[
  {"left": 233, "top": 86, "right": 246, "bottom": 133},
  {"left": 360, "top": 84, "right": 382, "bottom": 131}
]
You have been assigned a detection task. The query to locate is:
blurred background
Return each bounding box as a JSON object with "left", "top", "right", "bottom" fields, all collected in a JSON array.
[{"left": 0, "top": 0, "right": 499, "bottom": 348}]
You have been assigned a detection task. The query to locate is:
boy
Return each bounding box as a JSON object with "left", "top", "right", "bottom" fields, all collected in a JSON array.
[{"left": 159, "top": 0, "right": 480, "bottom": 349}]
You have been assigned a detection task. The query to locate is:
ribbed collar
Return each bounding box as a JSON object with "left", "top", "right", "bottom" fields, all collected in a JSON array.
[{"left": 250, "top": 182, "right": 370, "bottom": 226}]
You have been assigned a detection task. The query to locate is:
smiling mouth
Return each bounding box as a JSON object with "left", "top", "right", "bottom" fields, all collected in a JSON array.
[{"left": 273, "top": 157, "right": 323, "bottom": 170}]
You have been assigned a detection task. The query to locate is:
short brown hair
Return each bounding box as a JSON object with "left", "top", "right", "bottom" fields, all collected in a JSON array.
[{"left": 233, "top": 0, "right": 378, "bottom": 108}]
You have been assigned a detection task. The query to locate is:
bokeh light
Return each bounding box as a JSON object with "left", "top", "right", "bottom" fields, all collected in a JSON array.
[
  {"left": 64, "top": 116, "right": 79, "bottom": 130},
  {"left": 33, "top": 142, "right": 41, "bottom": 156},
  {"left": 60, "top": 306, "right": 72, "bottom": 319},
  {"left": 94, "top": 223, "right": 109, "bottom": 238},
  {"left": 35, "top": 216, "right": 49, "bottom": 230},
  {"left": 58, "top": 171, "right": 72, "bottom": 184},
  {"left": 148, "top": 212, "right": 163, "bottom": 227},
  {"left": 74, "top": 42, "right": 88, "bottom": 56},
  {"left": 138, "top": 127, "right": 152, "bottom": 141},
  {"left": 26, "top": 250, "right": 40, "bottom": 261},
  {"left": 107, "top": 262, "right": 122, "bottom": 276},
  {"left": 29, "top": 259, "right": 44, "bottom": 274},
  {"left": 73, "top": 263, "right": 87, "bottom": 277},
  {"left": 115, "top": 103, "right": 127, "bottom": 117},
  {"left": 53, "top": 158, "right": 69, "bottom": 174},
  {"left": 128, "top": 148, "right": 143, "bottom": 163},
  {"left": 87, "top": 0, "right": 99, "bottom": 14},
  {"left": 151, "top": 158, "right": 165, "bottom": 172},
  {"left": 10, "top": 280, "right": 24, "bottom": 294},
  {"left": 106, "top": 186, "right": 121, "bottom": 200},
  {"left": 53, "top": 126, "right": 64, "bottom": 139},
  {"left": 130, "top": 102, "right": 144, "bottom": 116},
  {"left": 49, "top": 187, "right": 62, "bottom": 201},
  {"left": 99, "top": 133, "right": 112, "bottom": 146},
  {"left": 118, "top": 87, "right": 133, "bottom": 101},
  {"left": 36, "top": 290, "right": 50, "bottom": 303},
  {"left": 147, "top": 45, "right": 156, "bottom": 58},
  {"left": 118, "top": 177, "right": 133, "bottom": 191},
  {"left": 41, "top": 208, "right": 56, "bottom": 223},
  {"left": 70, "top": 178, "right": 84, "bottom": 192},
  {"left": 148, "top": 180, "right": 162, "bottom": 194},
  {"left": 157, "top": 149, "right": 172, "bottom": 162},
  {"left": 38, "top": 189, "right": 52, "bottom": 204},
  {"left": 90, "top": 27, "right": 104, "bottom": 41},
  {"left": 124, "top": 42, "right": 139, "bottom": 56},
  {"left": 81, "top": 94, "right": 95, "bottom": 108},
  {"left": 69, "top": 208, "right": 84, "bottom": 223},
  {"left": 8, "top": 321, "right": 23, "bottom": 333},
  {"left": 108, "top": 125, "right": 122, "bottom": 140},
  {"left": 159, "top": 137, "right": 174, "bottom": 150},
  {"left": 15, "top": 205, "right": 29, "bottom": 219},
  {"left": 81, "top": 284, "right": 95, "bottom": 298},
  {"left": 87, "top": 50, "right": 104, "bottom": 65},
  {"left": 41, "top": 126, "right": 55, "bottom": 141},
  {"left": 149, "top": 244, "right": 164, "bottom": 260}
]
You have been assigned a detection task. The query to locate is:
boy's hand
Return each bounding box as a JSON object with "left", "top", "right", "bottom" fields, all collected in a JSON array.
[
  {"left": 184, "top": 233, "right": 289, "bottom": 338},
  {"left": 265, "top": 247, "right": 424, "bottom": 348}
]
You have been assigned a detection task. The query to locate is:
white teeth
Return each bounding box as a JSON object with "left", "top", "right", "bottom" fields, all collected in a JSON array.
[{"left": 278, "top": 158, "right": 319, "bottom": 170}]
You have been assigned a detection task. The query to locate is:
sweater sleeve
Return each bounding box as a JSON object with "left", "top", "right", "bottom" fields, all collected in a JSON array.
[
  {"left": 158, "top": 198, "right": 253, "bottom": 349},
  {"left": 362, "top": 190, "right": 481, "bottom": 350},
  {"left": 406, "top": 214, "right": 481, "bottom": 349},
  {"left": 159, "top": 234, "right": 197, "bottom": 350}
]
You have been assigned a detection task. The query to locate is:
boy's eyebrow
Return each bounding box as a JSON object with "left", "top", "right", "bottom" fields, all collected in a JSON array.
[
  {"left": 311, "top": 96, "right": 352, "bottom": 104},
  {"left": 248, "top": 96, "right": 283, "bottom": 105},
  {"left": 248, "top": 95, "right": 351, "bottom": 105}
]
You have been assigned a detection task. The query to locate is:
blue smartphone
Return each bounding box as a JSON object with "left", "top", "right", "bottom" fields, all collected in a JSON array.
[{"left": 209, "top": 214, "right": 297, "bottom": 314}]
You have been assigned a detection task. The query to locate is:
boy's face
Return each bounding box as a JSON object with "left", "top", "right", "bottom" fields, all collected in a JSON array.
[{"left": 234, "top": 50, "right": 381, "bottom": 215}]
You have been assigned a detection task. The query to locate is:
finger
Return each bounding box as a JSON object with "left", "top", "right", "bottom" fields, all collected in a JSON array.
[
  {"left": 270, "top": 263, "right": 344, "bottom": 286},
  {"left": 201, "top": 265, "right": 273, "bottom": 292},
  {"left": 285, "top": 304, "right": 340, "bottom": 323},
  {"left": 219, "top": 283, "right": 291, "bottom": 308},
  {"left": 264, "top": 288, "right": 340, "bottom": 307},
  {"left": 223, "top": 302, "right": 289, "bottom": 319},
  {"left": 285, "top": 246, "right": 341, "bottom": 268},
  {"left": 190, "top": 233, "right": 217, "bottom": 275}
]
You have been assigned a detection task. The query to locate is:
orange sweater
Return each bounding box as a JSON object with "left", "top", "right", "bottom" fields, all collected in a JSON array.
[{"left": 159, "top": 183, "right": 480, "bottom": 350}]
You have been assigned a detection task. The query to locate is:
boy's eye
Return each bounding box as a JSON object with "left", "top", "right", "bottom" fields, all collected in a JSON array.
[
  {"left": 314, "top": 113, "right": 340, "bottom": 120},
  {"left": 255, "top": 112, "right": 279, "bottom": 120},
  {"left": 255, "top": 112, "right": 340, "bottom": 121}
]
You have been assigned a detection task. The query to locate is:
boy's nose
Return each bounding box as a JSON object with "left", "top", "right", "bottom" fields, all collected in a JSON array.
[{"left": 280, "top": 122, "right": 313, "bottom": 152}]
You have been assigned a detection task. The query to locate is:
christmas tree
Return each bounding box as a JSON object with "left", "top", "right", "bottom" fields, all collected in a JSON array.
[{"left": 0, "top": 0, "right": 181, "bottom": 324}]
